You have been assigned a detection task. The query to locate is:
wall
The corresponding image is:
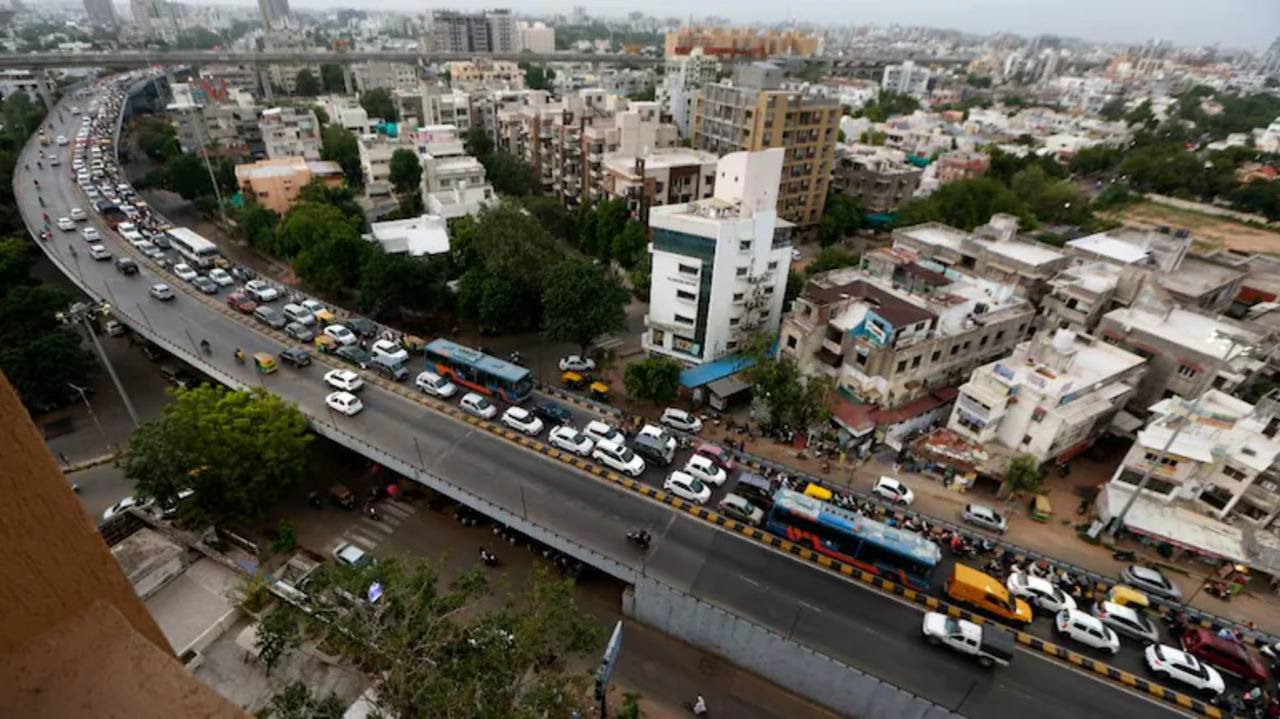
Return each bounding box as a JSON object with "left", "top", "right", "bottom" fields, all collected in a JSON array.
[{"left": 625, "top": 576, "right": 962, "bottom": 719}]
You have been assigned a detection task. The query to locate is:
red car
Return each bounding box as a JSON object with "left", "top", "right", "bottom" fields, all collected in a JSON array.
[
  {"left": 694, "top": 442, "right": 736, "bottom": 472},
  {"left": 1181, "top": 628, "right": 1271, "bottom": 687},
  {"left": 227, "top": 291, "right": 258, "bottom": 314}
]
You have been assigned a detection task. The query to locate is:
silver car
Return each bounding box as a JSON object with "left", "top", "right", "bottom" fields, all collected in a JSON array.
[
  {"left": 285, "top": 321, "right": 316, "bottom": 342},
  {"left": 1120, "top": 565, "right": 1183, "bottom": 602},
  {"left": 253, "top": 305, "right": 287, "bottom": 329},
  {"left": 962, "top": 503, "right": 1007, "bottom": 534},
  {"left": 1091, "top": 601, "right": 1159, "bottom": 645}
]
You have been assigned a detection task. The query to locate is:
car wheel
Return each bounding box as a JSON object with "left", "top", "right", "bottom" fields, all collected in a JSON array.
[{"left": 925, "top": 635, "right": 941, "bottom": 646}]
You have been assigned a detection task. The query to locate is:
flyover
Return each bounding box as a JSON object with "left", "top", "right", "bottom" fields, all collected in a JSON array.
[{"left": 18, "top": 78, "right": 1190, "bottom": 719}]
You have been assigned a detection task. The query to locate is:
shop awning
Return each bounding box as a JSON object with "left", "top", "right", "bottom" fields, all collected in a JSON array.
[
  {"left": 706, "top": 375, "right": 750, "bottom": 401},
  {"left": 1098, "top": 484, "right": 1247, "bottom": 563}
]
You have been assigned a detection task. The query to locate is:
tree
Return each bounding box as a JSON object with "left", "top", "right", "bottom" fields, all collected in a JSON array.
[
  {"left": 236, "top": 202, "right": 281, "bottom": 253},
  {"left": 311, "top": 105, "right": 329, "bottom": 126},
  {"left": 473, "top": 199, "right": 560, "bottom": 284},
  {"left": 296, "top": 180, "right": 365, "bottom": 228},
  {"left": 521, "top": 195, "right": 576, "bottom": 240},
  {"left": 0, "top": 236, "right": 35, "bottom": 289},
  {"left": 358, "top": 249, "right": 449, "bottom": 320},
  {"left": 320, "top": 125, "right": 362, "bottom": 186},
  {"left": 520, "top": 62, "right": 556, "bottom": 91},
  {"left": 744, "top": 349, "right": 833, "bottom": 434},
  {"left": 1068, "top": 146, "right": 1122, "bottom": 175},
  {"left": 134, "top": 117, "right": 180, "bottom": 162},
  {"left": 255, "top": 607, "right": 302, "bottom": 676},
  {"left": 1003, "top": 454, "right": 1044, "bottom": 496},
  {"left": 964, "top": 74, "right": 993, "bottom": 89},
  {"left": 1124, "top": 100, "right": 1156, "bottom": 130},
  {"left": 804, "top": 248, "right": 861, "bottom": 278},
  {"left": 859, "top": 91, "right": 921, "bottom": 122},
  {"left": 360, "top": 87, "right": 398, "bottom": 122},
  {"left": 292, "top": 226, "right": 371, "bottom": 295},
  {"left": 320, "top": 64, "right": 346, "bottom": 94},
  {"left": 1098, "top": 97, "right": 1127, "bottom": 121},
  {"left": 542, "top": 258, "right": 629, "bottom": 353},
  {"left": 124, "top": 386, "right": 312, "bottom": 521},
  {"left": 483, "top": 151, "right": 537, "bottom": 196},
  {"left": 612, "top": 220, "right": 648, "bottom": 268},
  {"left": 627, "top": 85, "right": 656, "bottom": 102},
  {"left": 162, "top": 154, "right": 215, "bottom": 200},
  {"left": 388, "top": 148, "right": 422, "bottom": 197},
  {"left": 1010, "top": 165, "right": 1088, "bottom": 225},
  {"left": 302, "top": 558, "right": 601, "bottom": 719},
  {"left": 464, "top": 124, "right": 494, "bottom": 160},
  {"left": 0, "top": 284, "right": 96, "bottom": 413},
  {"left": 294, "top": 68, "right": 321, "bottom": 97},
  {"left": 259, "top": 681, "right": 345, "bottom": 719},
  {"left": 817, "top": 192, "right": 863, "bottom": 246},
  {"left": 895, "top": 177, "right": 1034, "bottom": 231},
  {"left": 580, "top": 198, "right": 628, "bottom": 261},
  {"left": 624, "top": 358, "right": 682, "bottom": 404}
]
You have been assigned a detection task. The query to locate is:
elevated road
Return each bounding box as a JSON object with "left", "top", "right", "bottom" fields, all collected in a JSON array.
[{"left": 17, "top": 82, "right": 1186, "bottom": 719}]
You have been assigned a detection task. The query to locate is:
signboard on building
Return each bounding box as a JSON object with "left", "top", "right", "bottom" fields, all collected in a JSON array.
[
  {"left": 994, "top": 363, "right": 1014, "bottom": 381},
  {"left": 1026, "top": 373, "right": 1048, "bottom": 389}
]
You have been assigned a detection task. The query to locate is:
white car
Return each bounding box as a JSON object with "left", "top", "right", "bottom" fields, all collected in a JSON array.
[
  {"left": 207, "top": 268, "right": 234, "bottom": 287},
  {"left": 324, "top": 324, "right": 357, "bottom": 346},
  {"left": 558, "top": 355, "right": 596, "bottom": 372},
  {"left": 245, "top": 279, "right": 280, "bottom": 302},
  {"left": 501, "top": 406, "right": 544, "bottom": 436},
  {"left": 102, "top": 495, "right": 140, "bottom": 521},
  {"left": 664, "top": 470, "right": 712, "bottom": 504},
  {"left": 872, "top": 476, "right": 915, "bottom": 505},
  {"left": 660, "top": 407, "right": 702, "bottom": 433},
  {"left": 332, "top": 542, "right": 372, "bottom": 569},
  {"left": 149, "top": 283, "right": 175, "bottom": 301},
  {"left": 56, "top": 135, "right": 68, "bottom": 145},
  {"left": 56, "top": 217, "right": 75, "bottom": 231},
  {"left": 172, "top": 263, "right": 198, "bottom": 282},
  {"left": 414, "top": 370, "right": 457, "bottom": 398},
  {"left": 324, "top": 369, "right": 364, "bottom": 393},
  {"left": 583, "top": 419, "right": 624, "bottom": 446},
  {"left": 962, "top": 503, "right": 1007, "bottom": 534},
  {"left": 1145, "top": 644, "right": 1225, "bottom": 697},
  {"left": 70, "top": 208, "right": 87, "bottom": 221},
  {"left": 682, "top": 454, "right": 727, "bottom": 487},
  {"left": 80, "top": 226, "right": 100, "bottom": 242},
  {"left": 1007, "top": 573, "right": 1076, "bottom": 614},
  {"left": 49, "top": 155, "right": 60, "bottom": 166},
  {"left": 548, "top": 425, "right": 593, "bottom": 456},
  {"left": 301, "top": 299, "right": 333, "bottom": 320},
  {"left": 460, "top": 392, "right": 497, "bottom": 420},
  {"left": 371, "top": 338, "right": 409, "bottom": 365},
  {"left": 88, "top": 244, "right": 111, "bottom": 261},
  {"left": 1054, "top": 609, "right": 1119, "bottom": 655},
  {"left": 325, "top": 391, "right": 364, "bottom": 416},
  {"left": 592, "top": 439, "right": 646, "bottom": 477}
]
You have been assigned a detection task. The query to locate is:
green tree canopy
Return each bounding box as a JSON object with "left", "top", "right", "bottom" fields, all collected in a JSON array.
[
  {"left": 624, "top": 357, "right": 683, "bottom": 404},
  {"left": 388, "top": 148, "right": 422, "bottom": 197},
  {"left": 0, "top": 284, "right": 96, "bottom": 413},
  {"left": 258, "top": 681, "right": 345, "bottom": 719},
  {"left": 1010, "top": 165, "right": 1089, "bottom": 225},
  {"left": 818, "top": 192, "right": 864, "bottom": 246},
  {"left": 520, "top": 62, "right": 556, "bottom": 91},
  {"left": 542, "top": 258, "right": 629, "bottom": 352},
  {"left": 134, "top": 117, "right": 180, "bottom": 162},
  {"left": 285, "top": 204, "right": 371, "bottom": 294},
  {"left": 320, "top": 125, "right": 362, "bottom": 186},
  {"left": 895, "top": 177, "right": 1034, "bottom": 231},
  {"left": 123, "top": 386, "right": 312, "bottom": 521},
  {"left": 161, "top": 153, "right": 215, "bottom": 200},
  {"left": 473, "top": 199, "right": 560, "bottom": 283},
  {"left": 520, "top": 195, "right": 577, "bottom": 241},
  {"left": 235, "top": 202, "right": 281, "bottom": 253},
  {"left": 1098, "top": 97, "right": 1127, "bottom": 121},
  {"left": 358, "top": 249, "right": 450, "bottom": 320},
  {"left": 255, "top": 606, "right": 302, "bottom": 676},
  {"left": 294, "top": 68, "right": 321, "bottom": 96},
  {"left": 744, "top": 345, "right": 834, "bottom": 434},
  {"left": 320, "top": 64, "right": 346, "bottom": 94},
  {"left": 297, "top": 180, "right": 366, "bottom": 228},
  {"left": 804, "top": 248, "right": 861, "bottom": 278},
  {"left": 483, "top": 151, "right": 538, "bottom": 196},
  {"left": 1068, "top": 145, "right": 1123, "bottom": 175},
  {"left": 859, "top": 90, "right": 921, "bottom": 122},
  {"left": 464, "top": 124, "right": 494, "bottom": 159},
  {"left": 1003, "top": 454, "right": 1045, "bottom": 496},
  {"left": 359, "top": 87, "right": 398, "bottom": 122}
]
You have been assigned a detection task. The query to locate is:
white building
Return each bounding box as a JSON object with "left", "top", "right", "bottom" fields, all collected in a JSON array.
[
  {"left": 947, "top": 329, "right": 1147, "bottom": 467},
  {"left": 260, "top": 106, "right": 321, "bottom": 160},
  {"left": 319, "top": 97, "right": 373, "bottom": 135},
  {"left": 643, "top": 148, "right": 793, "bottom": 365},
  {"left": 518, "top": 21, "right": 555, "bottom": 54},
  {"left": 412, "top": 124, "right": 495, "bottom": 220},
  {"left": 881, "top": 61, "right": 932, "bottom": 97},
  {"left": 367, "top": 215, "right": 451, "bottom": 257},
  {"left": 354, "top": 61, "right": 419, "bottom": 94},
  {"left": 0, "top": 70, "right": 41, "bottom": 102},
  {"left": 357, "top": 132, "right": 407, "bottom": 197}
]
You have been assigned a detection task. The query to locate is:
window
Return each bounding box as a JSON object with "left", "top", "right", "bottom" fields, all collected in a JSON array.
[
  {"left": 733, "top": 292, "right": 745, "bottom": 302},
  {"left": 931, "top": 350, "right": 941, "bottom": 363},
  {"left": 1200, "top": 485, "right": 1233, "bottom": 511},
  {"left": 996, "top": 330, "right": 1006, "bottom": 343},
  {"left": 1116, "top": 469, "right": 1176, "bottom": 496},
  {"left": 768, "top": 261, "right": 779, "bottom": 270},
  {"left": 676, "top": 289, "right": 696, "bottom": 301},
  {"left": 1103, "top": 334, "right": 1120, "bottom": 345},
  {"left": 1223, "top": 466, "right": 1248, "bottom": 482},
  {"left": 1032, "top": 408, "right": 1046, "bottom": 422},
  {"left": 739, "top": 240, "right": 752, "bottom": 252},
  {"left": 911, "top": 356, "right": 922, "bottom": 369},
  {"left": 897, "top": 360, "right": 908, "bottom": 373},
  {"left": 1022, "top": 435, "right": 1033, "bottom": 445},
  {"left": 1176, "top": 364, "right": 1199, "bottom": 379},
  {"left": 950, "top": 345, "right": 960, "bottom": 356},
  {"left": 763, "top": 285, "right": 775, "bottom": 294},
  {"left": 674, "top": 314, "right": 694, "bottom": 325},
  {"left": 729, "top": 318, "right": 740, "bottom": 327},
  {"left": 736, "top": 267, "right": 748, "bottom": 277},
  {"left": 1142, "top": 452, "right": 1179, "bottom": 468},
  {"left": 979, "top": 335, "right": 989, "bottom": 347},
  {"left": 678, "top": 264, "right": 699, "bottom": 276},
  {"left": 962, "top": 341, "right": 971, "bottom": 351},
  {"left": 786, "top": 335, "right": 797, "bottom": 349}
]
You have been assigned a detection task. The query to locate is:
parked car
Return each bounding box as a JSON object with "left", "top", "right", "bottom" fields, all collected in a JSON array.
[
  {"left": 532, "top": 400, "right": 573, "bottom": 426},
  {"left": 192, "top": 276, "right": 218, "bottom": 294},
  {"left": 285, "top": 321, "right": 316, "bottom": 342},
  {"left": 663, "top": 470, "right": 711, "bottom": 504},
  {"left": 962, "top": 503, "right": 1007, "bottom": 534},
  {"left": 717, "top": 493, "right": 763, "bottom": 525},
  {"left": 592, "top": 439, "right": 645, "bottom": 477},
  {"left": 583, "top": 420, "right": 624, "bottom": 446},
  {"left": 1090, "top": 601, "right": 1158, "bottom": 645},
  {"left": 414, "top": 371, "right": 456, "bottom": 398},
  {"left": 244, "top": 279, "right": 280, "bottom": 303},
  {"left": 1145, "top": 644, "right": 1225, "bottom": 698},
  {"left": 207, "top": 268, "right": 234, "bottom": 287},
  {"left": 501, "top": 406, "right": 544, "bottom": 436},
  {"left": 683, "top": 454, "right": 728, "bottom": 487},
  {"left": 693, "top": 442, "right": 736, "bottom": 472},
  {"left": 345, "top": 317, "right": 378, "bottom": 338},
  {"left": 324, "top": 324, "right": 358, "bottom": 346},
  {"left": 253, "top": 305, "right": 287, "bottom": 329},
  {"left": 660, "top": 407, "right": 702, "bottom": 433},
  {"left": 371, "top": 338, "right": 409, "bottom": 365},
  {"left": 334, "top": 345, "right": 371, "bottom": 369},
  {"left": 1180, "top": 628, "right": 1271, "bottom": 687},
  {"left": 548, "top": 425, "right": 593, "bottom": 456},
  {"left": 1054, "top": 608, "right": 1120, "bottom": 655},
  {"left": 301, "top": 299, "right": 334, "bottom": 323},
  {"left": 1120, "top": 565, "right": 1183, "bottom": 602},
  {"left": 172, "top": 263, "right": 197, "bottom": 282},
  {"left": 872, "top": 476, "right": 915, "bottom": 505},
  {"left": 558, "top": 355, "right": 596, "bottom": 372}
]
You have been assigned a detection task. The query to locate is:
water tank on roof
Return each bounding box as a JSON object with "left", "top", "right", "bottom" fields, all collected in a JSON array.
[
  {"left": 1051, "top": 328, "right": 1076, "bottom": 353},
  {"left": 974, "top": 303, "right": 988, "bottom": 314}
]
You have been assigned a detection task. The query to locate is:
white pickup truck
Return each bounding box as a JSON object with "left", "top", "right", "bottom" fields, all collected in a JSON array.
[{"left": 922, "top": 612, "right": 1015, "bottom": 668}]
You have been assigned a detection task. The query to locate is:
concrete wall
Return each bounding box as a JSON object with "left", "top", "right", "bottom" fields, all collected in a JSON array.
[{"left": 625, "top": 576, "right": 962, "bottom": 719}]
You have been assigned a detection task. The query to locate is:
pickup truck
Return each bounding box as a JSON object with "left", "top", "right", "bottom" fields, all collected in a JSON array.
[{"left": 922, "top": 612, "right": 1015, "bottom": 668}]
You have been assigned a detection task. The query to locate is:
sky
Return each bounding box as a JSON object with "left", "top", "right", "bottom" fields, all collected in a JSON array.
[{"left": 272, "top": 0, "right": 1280, "bottom": 51}]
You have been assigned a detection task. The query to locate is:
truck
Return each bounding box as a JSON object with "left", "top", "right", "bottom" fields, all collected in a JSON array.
[{"left": 921, "top": 612, "right": 1015, "bottom": 668}]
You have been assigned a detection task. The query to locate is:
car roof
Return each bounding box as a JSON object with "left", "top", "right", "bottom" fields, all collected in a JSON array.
[
  {"left": 668, "top": 470, "right": 695, "bottom": 483},
  {"left": 1014, "top": 573, "right": 1054, "bottom": 591},
  {"left": 507, "top": 406, "right": 530, "bottom": 416},
  {"left": 1063, "top": 608, "right": 1104, "bottom": 628},
  {"left": 1129, "top": 565, "right": 1166, "bottom": 584},
  {"left": 688, "top": 454, "right": 716, "bottom": 468}
]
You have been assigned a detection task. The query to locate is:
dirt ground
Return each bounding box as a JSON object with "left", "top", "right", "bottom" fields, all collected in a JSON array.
[{"left": 1112, "top": 201, "right": 1280, "bottom": 255}]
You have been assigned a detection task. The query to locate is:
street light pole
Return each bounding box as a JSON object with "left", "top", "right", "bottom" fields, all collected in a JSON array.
[
  {"left": 58, "top": 301, "right": 141, "bottom": 428},
  {"left": 68, "top": 382, "right": 110, "bottom": 452},
  {"left": 1107, "top": 331, "right": 1249, "bottom": 536}
]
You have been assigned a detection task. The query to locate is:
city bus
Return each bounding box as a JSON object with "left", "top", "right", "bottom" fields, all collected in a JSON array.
[
  {"left": 423, "top": 339, "right": 533, "bottom": 404},
  {"left": 165, "top": 227, "right": 220, "bottom": 269},
  {"left": 765, "top": 489, "right": 941, "bottom": 591}
]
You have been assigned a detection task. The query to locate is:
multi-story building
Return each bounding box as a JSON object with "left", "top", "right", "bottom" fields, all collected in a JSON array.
[
  {"left": 412, "top": 124, "right": 495, "bottom": 219},
  {"left": 518, "top": 21, "right": 555, "bottom": 54},
  {"left": 260, "top": 106, "right": 321, "bottom": 160},
  {"left": 881, "top": 61, "right": 933, "bottom": 97},
  {"left": 432, "top": 8, "right": 515, "bottom": 54},
  {"left": 643, "top": 148, "right": 794, "bottom": 365},
  {"left": 354, "top": 61, "right": 418, "bottom": 94},
  {"left": 357, "top": 132, "right": 407, "bottom": 197},
  {"left": 1106, "top": 389, "right": 1280, "bottom": 528},
  {"left": 257, "top": 0, "right": 288, "bottom": 29},
  {"left": 602, "top": 147, "right": 719, "bottom": 224},
  {"left": 263, "top": 27, "right": 320, "bottom": 96},
  {"left": 947, "top": 329, "right": 1146, "bottom": 468},
  {"left": 664, "top": 27, "right": 818, "bottom": 59},
  {"left": 446, "top": 59, "right": 525, "bottom": 89},
  {"left": 1039, "top": 262, "right": 1125, "bottom": 334},
  {"left": 692, "top": 62, "right": 840, "bottom": 227},
  {"left": 934, "top": 150, "right": 990, "bottom": 184},
  {"left": 0, "top": 70, "right": 42, "bottom": 103},
  {"left": 779, "top": 246, "right": 1035, "bottom": 408},
  {"left": 83, "top": 0, "right": 118, "bottom": 27},
  {"left": 891, "top": 214, "right": 1071, "bottom": 301},
  {"left": 129, "top": 0, "right": 177, "bottom": 40},
  {"left": 832, "top": 148, "right": 923, "bottom": 213},
  {"left": 1096, "top": 302, "right": 1267, "bottom": 412},
  {"left": 235, "top": 157, "right": 345, "bottom": 213},
  {"left": 659, "top": 50, "right": 722, "bottom": 139},
  {"left": 319, "top": 96, "right": 373, "bottom": 134}
]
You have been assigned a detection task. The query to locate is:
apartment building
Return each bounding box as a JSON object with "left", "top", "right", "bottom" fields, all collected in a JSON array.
[
  {"left": 779, "top": 246, "right": 1035, "bottom": 408},
  {"left": 1107, "top": 389, "right": 1280, "bottom": 528},
  {"left": 1039, "top": 262, "right": 1126, "bottom": 334},
  {"left": 357, "top": 132, "right": 406, "bottom": 197},
  {"left": 518, "top": 21, "right": 555, "bottom": 53},
  {"left": 318, "top": 97, "right": 373, "bottom": 135},
  {"left": 882, "top": 61, "right": 933, "bottom": 97},
  {"left": 692, "top": 63, "right": 840, "bottom": 227},
  {"left": 432, "top": 9, "right": 516, "bottom": 54},
  {"left": 235, "top": 157, "right": 344, "bottom": 214},
  {"left": 130, "top": 0, "right": 177, "bottom": 40},
  {"left": 394, "top": 84, "right": 472, "bottom": 130},
  {"left": 260, "top": 106, "right": 321, "bottom": 160},
  {"left": 664, "top": 27, "right": 819, "bottom": 58},
  {"left": 354, "top": 61, "right": 419, "bottom": 94},
  {"left": 412, "top": 124, "right": 495, "bottom": 219},
  {"left": 947, "top": 329, "right": 1146, "bottom": 467},
  {"left": 263, "top": 28, "right": 320, "bottom": 96},
  {"left": 644, "top": 149, "right": 794, "bottom": 365},
  {"left": 892, "top": 214, "right": 1071, "bottom": 301},
  {"left": 832, "top": 148, "right": 923, "bottom": 213},
  {"left": 935, "top": 151, "right": 990, "bottom": 184},
  {"left": 83, "top": 0, "right": 118, "bottom": 27},
  {"left": 1096, "top": 302, "right": 1267, "bottom": 412},
  {"left": 602, "top": 147, "right": 719, "bottom": 224},
  {"left": 660, "top": 50, "right": 722, "bottom": 138},
  {"left": 201, "top": 103, "right": 263, "bottom": 158},
  {"left": 446, "top": 59, "right": 525, "bottom": 89}
]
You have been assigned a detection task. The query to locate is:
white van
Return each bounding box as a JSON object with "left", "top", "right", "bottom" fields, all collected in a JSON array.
[
  {"left": 414, "top": 371, "right": 456, "bottom": 398},
  {"left": 281, "top": 303, "right": 316, "bottom": 326}
]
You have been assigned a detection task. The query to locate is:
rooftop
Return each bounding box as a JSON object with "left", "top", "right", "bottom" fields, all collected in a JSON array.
[
  {"left": 368, "top": 215, "right": 450, "bottom": 256},
  {"left": 1158, "top": 255, "right": 1248, "bottom": 298},
  {"left": 1066, "top": 231, "right": 1150, "bottom": 264},
  {"left": 988, "top": 330, "right": 1145, "bottom": 401},
  {"left": 1104, "top": 305, "right": 1260, "bottom": 361},
  {"left": 895, "top": 222, "right": 968, "bottom": 251},
  {"left": 603, "top": 147, "right": 719, "bottom": 176},
  {"left": 1052, "top": 262, "right": 1121, "bottom": 295},
  {"left": 981, "top": 237, "right": 1067, "bottom": 267}
]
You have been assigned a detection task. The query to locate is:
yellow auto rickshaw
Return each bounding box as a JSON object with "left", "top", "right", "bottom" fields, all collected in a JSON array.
[
  {"left": 1107, "top": 585, "right": 1151, "bottom": 612},
  {"left": 1029, "top": 494, "right": 1052, "bottom": 522},
  {"left": 561, "top": 371, "right": 586, "bottom": 391},
  {"left": 803, "top": 483, "right": 833, "bottom": 501},
  {"left": 589, "top": 381, "right": 611, "bottom": 403},
  {"left": 253, "top": 352, "right": 278, "bottom": 375},
  {"left": 314, "top": 335, "right": 338, "bottom": 355},
  {"left": 403, "top": 335, "right": 427, "bottom": 354}
]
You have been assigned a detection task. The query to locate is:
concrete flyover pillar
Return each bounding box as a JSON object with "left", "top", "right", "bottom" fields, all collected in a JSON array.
[
  {"left": 342, "top": 64, "right": 354, "bottom": 95},
  {"left": 33, "top": 69, "right": 56, "bottom": 113},
  {"left": 257, "top": 63, "right": 274, "bottom": 102}
]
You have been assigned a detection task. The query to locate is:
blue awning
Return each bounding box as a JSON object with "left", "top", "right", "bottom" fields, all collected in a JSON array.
[{"left": 679, "top": 354, "right": 757, "bottom": 389}]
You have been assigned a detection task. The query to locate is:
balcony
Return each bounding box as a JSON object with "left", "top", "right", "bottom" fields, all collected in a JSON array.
[{"left": 821, "top": 338, "right": 843, "bottom": 356}]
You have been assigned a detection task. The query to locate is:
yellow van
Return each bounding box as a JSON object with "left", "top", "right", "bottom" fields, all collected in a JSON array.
[{"left": 945, "top": 564, "right": 1033, "bottom": 625}]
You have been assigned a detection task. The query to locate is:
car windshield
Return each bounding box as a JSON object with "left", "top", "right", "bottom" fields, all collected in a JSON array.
[
  {"left": 943, "top": 617, "right": 960, "bottom": 633},
  {"left": 475, "top": 397, "right": 491, "bottom": 409},
  {"left": 619, "top": 447, "right": 637, "bottom": 462},
  {"left": 688, "top": 477, "right": 706, "bottom": 492}
]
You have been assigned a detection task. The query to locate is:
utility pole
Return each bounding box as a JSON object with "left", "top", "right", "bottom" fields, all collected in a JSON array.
[{"left": 57, "top": 301, "right": 141, "bottom": 428}]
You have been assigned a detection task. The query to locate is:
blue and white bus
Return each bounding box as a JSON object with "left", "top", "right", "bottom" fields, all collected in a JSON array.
[
  {"left": 765, "top": 489, "right": 941, "bottom": 591},
  {"left": 166, "top": 227, "right": 220, "bottom": 269},
  {"left": 424, "top": 339, "right": 533, "bottom": 404}
]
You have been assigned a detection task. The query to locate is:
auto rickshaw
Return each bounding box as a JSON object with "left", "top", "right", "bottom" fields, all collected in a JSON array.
[
  {"left": 253, "top": 352, "right": 278, "bottom": 375},
  {"left": 561, "top": 371, "right": 586, "bottom": 391},
  {"left": 329, "top": 483, "right": 357, "bottom": 509},
  {"left": 403, "top": 335, "right": 427, "bottom": 354},
  {"left": 314, "top": 335, "right": 339, "bottom": 355},
  {"left": 803, "top": 482, "right": 833, "bottom": 501},
  {"left": 589, "top": 381, "right": 611, "bottom": 403},
  {"left": 1028, "top": 493, "right": 1052, "bottom": 522},
  {"left": 1107, "top": 585, "right": 1151, "bottom": 612}
]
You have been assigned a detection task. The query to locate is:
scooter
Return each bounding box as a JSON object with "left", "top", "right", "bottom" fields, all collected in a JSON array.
[
  {"left": 479, "top": 547, "right": 499, "bottom": 567},
  {"left": 626, "top": 530, "right": 652, "bottom": 549},
  {"left": 365, "top": 503, "right": 380, "bottom": 521}
]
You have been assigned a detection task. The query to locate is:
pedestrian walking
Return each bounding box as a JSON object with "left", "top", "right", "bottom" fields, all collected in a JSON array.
[{"left": 57, "top": 451, "right": 69, "bottom": 466}]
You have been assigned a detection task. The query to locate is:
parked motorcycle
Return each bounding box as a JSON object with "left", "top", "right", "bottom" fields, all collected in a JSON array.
[{"left": 1112, "top": 549, "right": 1136, "bottom": 562}]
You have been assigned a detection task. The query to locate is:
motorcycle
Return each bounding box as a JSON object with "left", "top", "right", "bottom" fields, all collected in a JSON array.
[
  {"left": 1076, "top": 498, "right": 1091, "bottom": 516},
  {"left": 479, "top": 547, "right": 499, "bottom": 567},
  {"left": 365, "top": 503, "right": 379, "bottom": 521},
  {"left": 626, "top": 530, "right": 652, "bottom": 549},
  {"left": 1111, "top": 549, "right": 1136, "bottom": 562},
  {"left": 308, "top": 491, "right": 322, "bottom": 509},
  {"left": 1204, "top": 581, "right": 1232, "bottom": 601}
]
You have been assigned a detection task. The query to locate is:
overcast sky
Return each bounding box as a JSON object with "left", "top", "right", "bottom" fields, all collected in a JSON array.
[{"left": 274, "top": 0, "right": 1279, "bottom": 51}]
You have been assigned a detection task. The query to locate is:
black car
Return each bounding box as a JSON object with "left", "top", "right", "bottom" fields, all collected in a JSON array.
[
  {"left": 159, "top": 364, "right": 196, "bottom": 389},
  {"left": 335, "top": 345, "right": 371, "bottom": 369},
  {"left": 533, "top": 400, "right": 573, "bottom": 426},
  {"left": 278, "top": 347, "right": 312, "bottom": 368},
  {"left": 114, "top": 257, "right": 138, "bottom": 275},
  {"left": 345, "top": 317, "right": 378, "bottom": 338}
]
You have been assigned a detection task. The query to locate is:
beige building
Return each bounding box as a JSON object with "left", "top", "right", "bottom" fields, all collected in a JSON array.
[
  {"left": 446, "top": 59, "right": 525, "bottom": 89},
  {"left": 664, "top": 27, "right": 819, "bottom": 58},
  {"left": 692, "top": 63, "right": 840, "bottom": 226},
  {"left": 260, "top": 106, "right": 321, "bottom": 160},
  {"left": 358, "top": 132, "right": 408, "bottom": 197},
  {"left": 518, "top": 21, "right": 555, "bottom": 54},
  {"left": 235, "top": 158, "right": 344, "bottom": 213},
  {"left": 602, "top": 147, "right": 719, "bottom": 224}
]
